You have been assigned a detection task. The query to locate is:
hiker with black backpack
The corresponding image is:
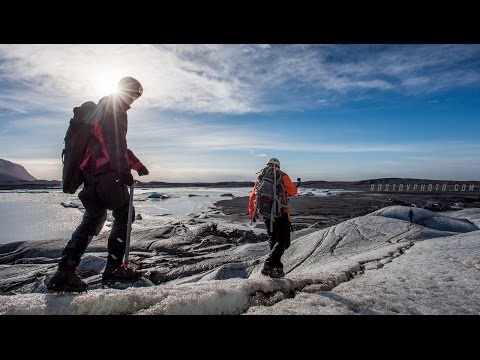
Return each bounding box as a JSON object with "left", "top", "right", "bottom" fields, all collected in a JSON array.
[
  {"left": 248, "top": 158, "right": 298, "bottom": 278},
  {"left": 47, "top": 77, "right": 149, "bottom": 292}
]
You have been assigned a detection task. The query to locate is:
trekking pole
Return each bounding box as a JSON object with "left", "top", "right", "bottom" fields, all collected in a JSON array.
[
  {"left": 249, "top": 213, "right": 256, "bottom": 227},
  {"left": 124, "top": 183, "right": 134, "bottom": 266}
]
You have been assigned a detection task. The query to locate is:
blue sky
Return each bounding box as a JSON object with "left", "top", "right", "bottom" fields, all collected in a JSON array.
[{"left": 0, "top": 44, "right": 479, "bottom": 181}]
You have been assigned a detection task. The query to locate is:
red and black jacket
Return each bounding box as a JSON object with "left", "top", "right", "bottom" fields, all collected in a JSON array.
[{"left": 80, "top": 95, "right": 143, "bottom": 176}]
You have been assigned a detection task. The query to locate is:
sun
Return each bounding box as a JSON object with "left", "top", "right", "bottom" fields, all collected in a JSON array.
[{"left": 93, "top": 70, "right": 123, "bottom": 97}]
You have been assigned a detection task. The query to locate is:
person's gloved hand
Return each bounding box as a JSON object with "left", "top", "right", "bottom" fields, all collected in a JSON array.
[
  {"left": 118, "top": 171, "right": 134, "bottom": 186},
  {"left": 137, "top": 165, "right": 149, "bottom": 176}
]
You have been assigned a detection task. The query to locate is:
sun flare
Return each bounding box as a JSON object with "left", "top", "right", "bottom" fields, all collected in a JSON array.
[{"left": 93, "top": 70, "right": 123, "bottom": 97}]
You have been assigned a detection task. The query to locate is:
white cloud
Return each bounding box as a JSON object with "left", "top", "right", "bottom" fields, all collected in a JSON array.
[
  {"left": 127, "top": 115, "right": 480, "bottom": 160},
  {"left": 1, "top": 44, "right": 479, "bottom": 116},
  {"left": 0, "top": 44, "right": 255, "bottom": 114},
  {"left": 128, "top": 115, "right": 429, "bottom": 154}
]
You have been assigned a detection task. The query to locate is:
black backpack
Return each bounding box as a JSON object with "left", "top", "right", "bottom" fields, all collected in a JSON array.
[
  {"left": 61, "top": 101, "right": 100, "bottom": 194},
  {"left": 255, "top": 167, "right": 286, "bottom": 219}
]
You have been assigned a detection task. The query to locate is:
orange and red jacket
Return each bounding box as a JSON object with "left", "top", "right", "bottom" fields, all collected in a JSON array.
[
  {"left": 248, "top": 171, "right": 298, "bottom": 217},
  {"left": 79, "top": 95, "right": 143, "bottom": 176}
]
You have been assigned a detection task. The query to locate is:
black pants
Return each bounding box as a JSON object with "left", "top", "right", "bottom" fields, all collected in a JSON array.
[
  {"left": 263, "top": 212, "right": 291, "bottom": 269},
  {"left": 58, "top": 171, "right": 133, "bottom": 271}
]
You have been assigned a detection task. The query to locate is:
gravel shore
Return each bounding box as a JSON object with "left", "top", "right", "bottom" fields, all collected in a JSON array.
[{"left": 214, "top": 189, "right": 480, "bottom": 231}]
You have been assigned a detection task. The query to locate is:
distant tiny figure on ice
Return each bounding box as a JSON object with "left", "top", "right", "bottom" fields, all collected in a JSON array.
[{"left": 409, "top": 208, "right": 414, "bottom": 223}]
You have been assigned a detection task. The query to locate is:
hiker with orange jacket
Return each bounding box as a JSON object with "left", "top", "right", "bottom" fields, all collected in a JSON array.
[{"left": 248, "top": 158, "right": 298, "bottom": 278}]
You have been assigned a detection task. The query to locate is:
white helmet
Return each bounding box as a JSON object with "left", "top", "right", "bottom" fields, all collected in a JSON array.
[{"left": 267, "top": 158, "right": 280, "bottom": 168}]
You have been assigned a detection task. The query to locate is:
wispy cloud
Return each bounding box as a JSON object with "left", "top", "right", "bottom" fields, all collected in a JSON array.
[
  {"left": 128, "top": 116, "right": 476, "bottom": 155},
  {"left": 0, "top": 44, "right": 255, "bottom": 115},
  {"left": 1, "top": 44, "right": 479, "bottom": 115},
  {"left": 248, "top": 150, "right": 267, "bottom": 157}
]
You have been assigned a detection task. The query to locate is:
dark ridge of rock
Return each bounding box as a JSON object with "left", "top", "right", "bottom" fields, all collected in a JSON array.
[{"left": 0, "top": 159, "right": 37, "bottom": 181}]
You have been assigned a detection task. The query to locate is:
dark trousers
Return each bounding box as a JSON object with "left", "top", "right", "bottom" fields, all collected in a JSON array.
[
  {"left": 58, "top": 171, "right": 133, "bottom": 271},
  {"left": 263, "top": 212, "right": 291, "bottom": 269}
]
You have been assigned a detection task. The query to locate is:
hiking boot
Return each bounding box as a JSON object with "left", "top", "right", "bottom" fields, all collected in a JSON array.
[
  {"left": 102, "top": 264, "right": 142, "bottom": 285},
  {"left": 46, "top": 269, "right": 87, "bottom": 293},
  {"left": 271, "top": 266, "right": 285, "bottom": 278},
  {"left": 261, "top": 264, "right": 274, "bottom": 277},
  {"left": 261, "top": 264, "right": 284, "bottom": 278}
]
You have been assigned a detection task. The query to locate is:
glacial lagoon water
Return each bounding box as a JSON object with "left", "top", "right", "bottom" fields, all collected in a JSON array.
[
  {"left": 0, "top": 186, "right": 350, "bottom": 244},
  {"left": 0, "top": 187, "right": 252, "bottom": 244}
]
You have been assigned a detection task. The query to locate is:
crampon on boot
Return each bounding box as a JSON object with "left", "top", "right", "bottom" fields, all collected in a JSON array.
[
  {"left": 271, "top": 266, "right": 285, "bottom": 278},
  {"left": 102, "top": 262, "right": 142, "bottom": 285},
  {"left": 46, "top": 269, "right": 88, "bottom": 293},
  {"left": 261, "top": 264, "right": 274, "bottom": 277},
  {"left": 261, "top": 264, "right": 284, "bottom": 278}
]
